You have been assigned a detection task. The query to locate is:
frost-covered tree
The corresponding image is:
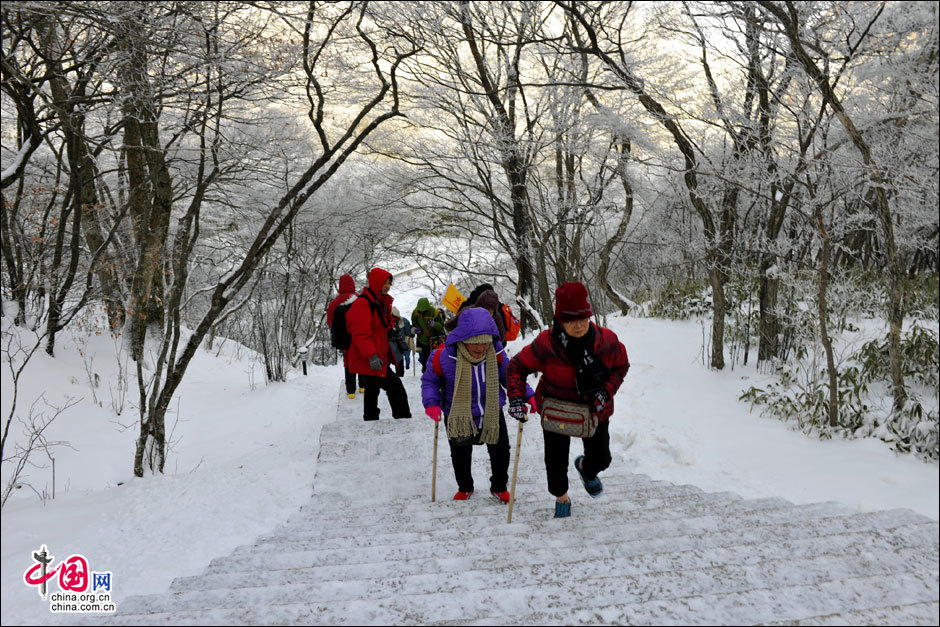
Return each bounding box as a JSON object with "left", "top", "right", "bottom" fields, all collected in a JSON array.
[{"left": 757, "top": 0, "right": 937, "bottom": 411}]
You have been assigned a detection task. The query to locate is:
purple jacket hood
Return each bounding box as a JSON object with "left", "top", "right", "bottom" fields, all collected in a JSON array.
[{"left": 445, "top": 307, "right": 500, "bottom": 346}]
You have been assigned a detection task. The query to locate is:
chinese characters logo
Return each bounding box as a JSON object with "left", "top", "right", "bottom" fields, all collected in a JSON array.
[{"left": 23, "top": 545, "right": 115, "bottom": 614}]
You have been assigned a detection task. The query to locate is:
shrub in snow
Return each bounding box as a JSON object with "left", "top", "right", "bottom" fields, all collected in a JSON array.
[
  {"left": 741, "top": 324, "right": 940, "bottom": 462},
  {"left": 642, "top": 280, "right": 711, "bottom": 320}
]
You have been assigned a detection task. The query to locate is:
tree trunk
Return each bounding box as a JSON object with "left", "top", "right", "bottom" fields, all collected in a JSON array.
[
  {"left": 554, "top": 147, "right": 569, "bottom": 283},
  {"left": 708, "top": 263, "right": 726, "bottom": 370},
  {"left": 816, "top": 211, "right": 838, "bottom": 428},
  {"left": 0, "top": 188, "right": 27, "bottom": 325},
  {"left": 757, "top": 186, "right": 793, "bottom": 361},
  {"left": 506, "top": 162, "right": 539, "bottom": 330},
  {"left": 758, "top": 267, "right": 780, "bottom": 361},
  {"left": 117, "top": 8, "right": 174, "bottom": 361},
  {"left": 535, "top": 237, "right": 553, "bottom": 323},
  {"left": 598, "top": 140, "right": 634, "bottom": 315},
  {"left": 133, "top": 358, "right": 167, "bottom": 476}
]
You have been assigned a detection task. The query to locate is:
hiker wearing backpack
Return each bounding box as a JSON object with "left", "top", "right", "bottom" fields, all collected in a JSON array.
[
  {"left": 411, "top": 297, "right": 447, "bottom": 373},
  {"left": 506, "top": 282, "right": 629, "bottom": 519},
  {"left": 327, "top": 274, "right": 361, "bottom": 399},
  {"left": 421, "top": 307, "right": 534, "bottom": 502},
  {"left": 346, "top": 267, "right": 412, "bottom": 421},
  {"left": 445, "top": 283, "right": 521, "bottom": 344}
]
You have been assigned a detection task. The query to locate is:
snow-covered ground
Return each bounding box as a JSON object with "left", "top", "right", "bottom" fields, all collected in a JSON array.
[{"left": 2, "top": 271, "right": 937, "bottom": 625}]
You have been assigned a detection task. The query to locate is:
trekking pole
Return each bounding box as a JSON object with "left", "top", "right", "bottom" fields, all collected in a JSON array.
[
  {"left": 431, "top": 420, "right": 439, "bottom": 502},
  {"left": 507, "top": 420, "right": 525, "bottom": 523}
]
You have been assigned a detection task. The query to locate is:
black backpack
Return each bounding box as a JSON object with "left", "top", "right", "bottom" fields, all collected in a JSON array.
[{"left": 330, "top": 299, "right": 357, "bottom": 350}]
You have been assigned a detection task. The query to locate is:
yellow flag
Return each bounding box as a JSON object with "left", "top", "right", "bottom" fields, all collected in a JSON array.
[{"left": 441, "top": 283, "right": 466, "bottom": 314}]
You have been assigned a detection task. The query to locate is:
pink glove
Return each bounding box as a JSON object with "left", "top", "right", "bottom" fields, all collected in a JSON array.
[
  {"left": 527, "top": 397, "right": 538, "bottom": 415},
  {"left": 425, "top": 406, "right": 442, "bottom": 422}
]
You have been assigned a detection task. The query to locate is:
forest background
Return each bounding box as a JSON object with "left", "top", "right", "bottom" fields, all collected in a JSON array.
[{"left": 1, "top": 0, "right": 938, "bottom": 493}]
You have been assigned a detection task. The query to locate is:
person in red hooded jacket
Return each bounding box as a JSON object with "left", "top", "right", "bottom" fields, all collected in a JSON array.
[
  {"left": 327, "top": 274, "right": 361, "bottom": 399},
  {"left": 507, "top": 282, "right": 629, "bottom": 518},
  {"left": 346, "top": 267, "right": 412, "bottom": 420}
]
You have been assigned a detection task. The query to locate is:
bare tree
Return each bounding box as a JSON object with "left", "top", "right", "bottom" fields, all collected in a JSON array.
[
  {"left": 562, "top": 1, "right": 740, "bottom": 368},
  {"left": 381, "top": 1, "right": 549, "bottom": 327},
  {"left": 129, "top": 1, "right": 418, "bottom": 476},
  {"left": 757, "top": 0, "right": 909, "bottom": 410}
]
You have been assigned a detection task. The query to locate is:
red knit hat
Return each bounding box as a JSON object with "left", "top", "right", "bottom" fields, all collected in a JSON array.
[{"left": 554, "top": 282, "right": 593, "bottom": 322}]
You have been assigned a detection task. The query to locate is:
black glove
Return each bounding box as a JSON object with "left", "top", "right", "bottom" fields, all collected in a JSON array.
[
  {"left": 592, "top": 389, "right": 610, "bottom": 414},
  {"left": 508, "top": 397, "right": 528, "bottom": 422},
  {"left": 368, "top": 355, "right": 383, "bottom": 371}
]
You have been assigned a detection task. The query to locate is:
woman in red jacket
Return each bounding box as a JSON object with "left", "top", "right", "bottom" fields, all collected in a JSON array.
[
  {"left": 507, "top": 282, "right": 629, "bottom": 518},
  {"left": 346, "top": 267, "right": 412, "bottom": 420}
]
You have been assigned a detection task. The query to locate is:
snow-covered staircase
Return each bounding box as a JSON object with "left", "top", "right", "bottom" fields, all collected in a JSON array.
[{"left": 109, "top": 376, "right": 939, "bottom": 625}]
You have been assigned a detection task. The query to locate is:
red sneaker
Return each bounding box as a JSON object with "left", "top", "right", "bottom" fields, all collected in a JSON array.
[
  {"left": 490, "top": 489, "right": 510, "bottom": 503},
  {"left": 453, "top": 490, "right": 473, "bottom": 500}
]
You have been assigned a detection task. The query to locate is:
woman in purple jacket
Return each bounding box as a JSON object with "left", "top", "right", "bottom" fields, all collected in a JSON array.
[{"left": 422, "top": 307, "right": 532, "bottom": 502}]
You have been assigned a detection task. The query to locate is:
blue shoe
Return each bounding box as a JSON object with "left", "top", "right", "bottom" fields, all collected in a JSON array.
[
  {"left": 575, "top": 455, "right": 603, "bottom": 498},
  {"left": 554, "top": 500, "right": 571, "bottom": 518}
]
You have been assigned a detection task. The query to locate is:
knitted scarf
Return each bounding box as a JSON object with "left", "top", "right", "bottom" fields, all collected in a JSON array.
[{"left": 447, "top": 343, "right": 500, "bottom": 445}]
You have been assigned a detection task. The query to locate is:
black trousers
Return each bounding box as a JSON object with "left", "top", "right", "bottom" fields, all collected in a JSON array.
[
  {"left": 448, "top": 412, "right": 510, "bottom": 493},
  {"left": 542, "top": 419, "right": 611, "bottom": 497},
  {"left": 344, "top": 364, "right": 361, "bottom": 394},
  {"left": 361, "top": 365, "right": 412, "bottom": 420},
  {"left": 417, "top": 345, "right": 431, "bottom": 373}
]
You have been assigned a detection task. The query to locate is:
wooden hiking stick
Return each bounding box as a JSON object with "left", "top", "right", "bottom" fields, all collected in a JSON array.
[
  {"left": 507, "top": 420, "right": 525, "bottom": 523},
  {"left": 431, "top": 420, "right": 439, "bottom": 502}
]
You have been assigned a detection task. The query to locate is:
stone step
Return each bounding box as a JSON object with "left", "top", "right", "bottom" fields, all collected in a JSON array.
[
  {"left": 111, "top": 564, "right": 940, "bottom": 625},
  {"left": 296, "top": 483, "right": 726, "bottom": 524},
  {"left": 307, "top": 463, "right": 652, "bottom": 501},
  {"left": 283, "top": 481, "right": 723, "bottom": 533},
  {"left": 232, "top": 496, "right": 824, "bottom": 562},
  {"left": 255, "top": 492, "right": 776, "bottom": 550},
  {"left": 163, "top": 519, "right": 937, "bottom": 592},
  {"left": 306, "top": 471, "right": 667, "bottom": 505},
  {"left": 274, "top": 488, "right": 750, "bottom": 542},
  {"left": 311, "top": 467, "right": 659, "bottom": 495},
  {"left": 762, "top": 600, "right": 939, "bottom": 626},
  {"left": 206, "top": 501, "right": 901, "bottom": 577},
  {"left": 448, "top": 573, "right": 940, "bottom": 626}
]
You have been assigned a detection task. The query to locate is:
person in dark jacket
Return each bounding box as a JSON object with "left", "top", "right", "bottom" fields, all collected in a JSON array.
[
  {"left": 327, "top": 274, "right": 362, "bottom": 398},
  {"left": 444, "top": 288, "right": 507, "bottom": 343},
  {"left": 421, "top": 307, "right": 533, "bottom": 502},
  {"left": 399, "top": 311, "right": 415, "bottom": 370},
  {"left": 507, "top": 282, "right": 629, "bottom": 518},
  {"left": 389, "top": 306, "right": 410, "bottom": 377},
  {"left": 346, "top": 267, "right": 412, "bottom": 420}
]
